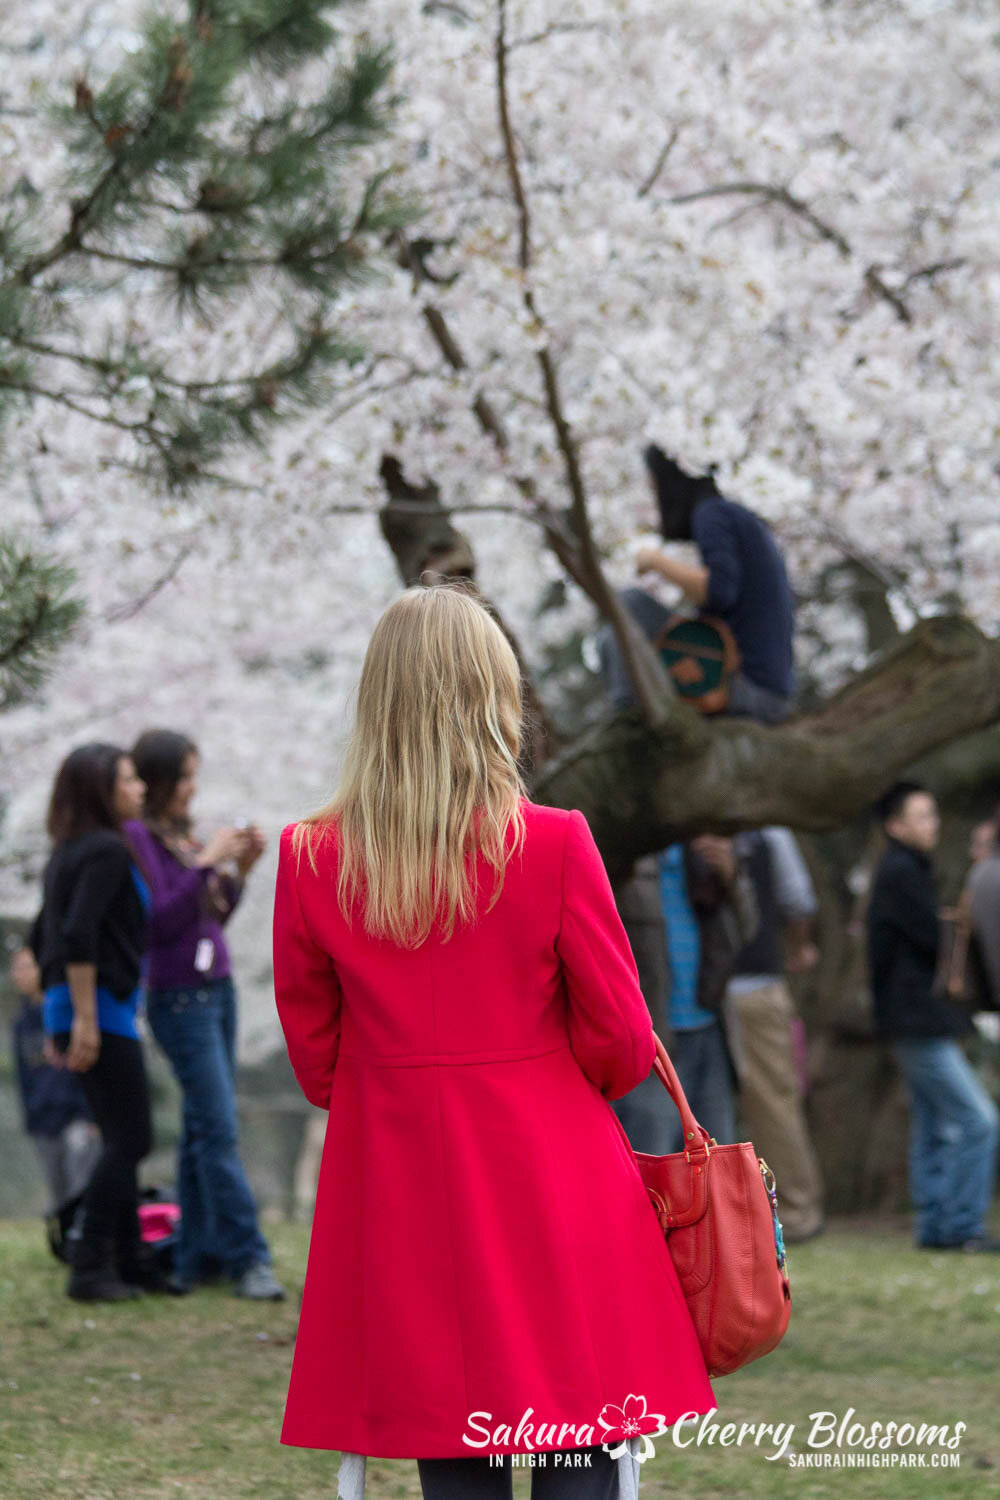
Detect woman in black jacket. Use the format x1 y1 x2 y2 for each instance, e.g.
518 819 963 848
35 742 159 1301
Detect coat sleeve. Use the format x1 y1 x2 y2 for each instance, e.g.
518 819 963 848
884 859 940 957
129 823 213 945
272 825 343 1110
61 838 131 964
693 502 742 613
216 872 243 926
555 810 655 1100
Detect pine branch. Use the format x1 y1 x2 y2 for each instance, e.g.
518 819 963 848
0 3 419 698
0 375 163 436
0 1 413 502
0 537 85 705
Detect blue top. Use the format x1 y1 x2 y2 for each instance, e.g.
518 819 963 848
692 496 796 698
658 843 715 1031
43 865 152 1041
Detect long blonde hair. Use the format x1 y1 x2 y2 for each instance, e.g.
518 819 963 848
293 583 530 947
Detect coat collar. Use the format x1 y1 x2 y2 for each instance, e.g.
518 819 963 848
885 834 933 871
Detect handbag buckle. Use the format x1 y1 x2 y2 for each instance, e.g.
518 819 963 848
684 1136 713 1164
647 1187 677 1229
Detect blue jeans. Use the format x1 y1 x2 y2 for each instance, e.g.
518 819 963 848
892 1038 999 1246
147 977 271 1282
596 585 792 723
613 1019 735 1155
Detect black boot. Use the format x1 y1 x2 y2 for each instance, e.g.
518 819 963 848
67 1235 142 1302
45 1212 64 1263
118 1239 172 1293
116 1212 172 1293
47 1193 86 1264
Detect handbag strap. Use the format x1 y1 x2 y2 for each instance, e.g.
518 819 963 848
939 899 973 996
650 1032 713 1157
607 1030 713 1160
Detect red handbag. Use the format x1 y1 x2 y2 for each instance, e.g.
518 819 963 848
612 1032 792 1377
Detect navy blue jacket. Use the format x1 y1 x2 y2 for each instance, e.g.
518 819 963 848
692 496 796 699
12 1002 93 1136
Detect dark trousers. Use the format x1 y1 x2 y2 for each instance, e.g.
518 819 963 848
52 1031 152 1264
417 1445 619 1499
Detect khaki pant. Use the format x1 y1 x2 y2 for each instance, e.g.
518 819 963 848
725 979 824 1240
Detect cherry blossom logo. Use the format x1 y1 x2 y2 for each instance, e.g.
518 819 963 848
597 1394 667 1462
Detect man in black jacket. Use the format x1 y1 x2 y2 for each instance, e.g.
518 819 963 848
867 781 999 1252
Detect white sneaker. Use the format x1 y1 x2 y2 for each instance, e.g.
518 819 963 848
234 1262 287 1300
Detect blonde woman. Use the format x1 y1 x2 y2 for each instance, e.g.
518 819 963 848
272 584 715 1500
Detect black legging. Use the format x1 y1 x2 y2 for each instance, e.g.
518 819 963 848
417 1444 620 1499
52 1031 152 1262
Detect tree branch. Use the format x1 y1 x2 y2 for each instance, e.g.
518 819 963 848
376 453 563 771
494 0 677 729
509 22 602 50
323 499 544 518
531 615 1000 879
899 257 968 292
0 376 162 436
101 539 198 623
9 333 347 397
637 127 680 199
403 249 583 564
668 180 914 323
0 586 52 670
70 238 363 276
8 41 195 289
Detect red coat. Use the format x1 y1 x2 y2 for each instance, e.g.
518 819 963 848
272 798 716 1457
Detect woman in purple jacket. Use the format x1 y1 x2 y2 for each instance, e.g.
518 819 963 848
127 730 285 1301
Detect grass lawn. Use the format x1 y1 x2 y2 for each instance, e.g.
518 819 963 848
1 1214 998 1499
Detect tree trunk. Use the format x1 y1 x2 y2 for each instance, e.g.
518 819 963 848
531 615 1000 878
376 464 1000 865
378 453 564 773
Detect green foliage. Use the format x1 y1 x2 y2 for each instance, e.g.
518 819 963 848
0 536 84 708
0 0 416 699
0 0 411 488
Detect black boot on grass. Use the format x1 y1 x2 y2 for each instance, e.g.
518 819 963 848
67 1235 142 1302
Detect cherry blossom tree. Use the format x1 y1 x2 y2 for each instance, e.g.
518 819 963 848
2 0 998 1058
356 0 1000 866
